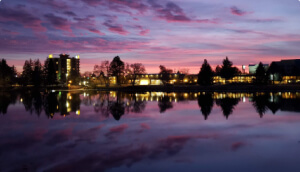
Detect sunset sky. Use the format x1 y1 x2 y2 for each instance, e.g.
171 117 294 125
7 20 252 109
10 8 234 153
1 0 300 73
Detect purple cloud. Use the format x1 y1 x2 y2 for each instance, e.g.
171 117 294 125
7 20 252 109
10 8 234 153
0 7 46 32
44 13 72 32
63 11 77 17
149 1 191 22
103 19 129 35
231 6 248 16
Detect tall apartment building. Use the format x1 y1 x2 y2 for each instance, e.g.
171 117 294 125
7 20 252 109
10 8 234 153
47 54 80 84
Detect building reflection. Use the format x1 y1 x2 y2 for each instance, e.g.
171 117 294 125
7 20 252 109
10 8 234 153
2 91 300 119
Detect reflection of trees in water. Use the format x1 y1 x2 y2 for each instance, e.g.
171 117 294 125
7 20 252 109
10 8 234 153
158 96 173 113
251 93 282 116
197 93 214 120
0 92 17 114
44 92 59 118
94 92 147 120
110 102 125 120
216 98 240 119
94 92 110 117
21 91 43 116
266 94 281 114
109 92 125 121
4 91 300 120
126 94 147 113
252 94 269 118
19 91 81 118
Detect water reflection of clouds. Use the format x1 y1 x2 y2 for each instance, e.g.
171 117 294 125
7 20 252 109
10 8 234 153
1 91 300 171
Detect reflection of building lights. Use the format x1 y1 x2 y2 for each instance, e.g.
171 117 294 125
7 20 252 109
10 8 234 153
243 97 246 103
57 105 59 110
76 110 80 115
66 102 69 108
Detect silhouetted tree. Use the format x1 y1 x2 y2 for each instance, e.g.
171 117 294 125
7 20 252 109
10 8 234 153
109 56 124 85
198 59 214 85
219 57 240 80
197 93 214 120
0 59 16 86
127 63 146 86
215 65 221 75
159 65 173 85
216 97 240 119
32 59 42 87
44 59 57 85
158 96 173 113
254 62 268 85
21 59 33 86
252 94 269 118
178 68 189 75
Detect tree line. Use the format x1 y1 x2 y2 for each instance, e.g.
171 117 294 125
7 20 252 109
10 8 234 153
0 55 271 87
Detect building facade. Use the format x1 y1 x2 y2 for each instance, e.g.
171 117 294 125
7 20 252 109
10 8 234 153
248 64 269 74
47 54 80 85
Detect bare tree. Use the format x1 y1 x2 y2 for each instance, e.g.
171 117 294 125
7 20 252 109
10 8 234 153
179 68 189 75
127 63 146 86
159 65 173 85
100 60 110 77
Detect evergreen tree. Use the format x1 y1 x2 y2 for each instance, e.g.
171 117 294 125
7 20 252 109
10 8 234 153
0 59 16 85
32 59 42 87
198 59 214 85
219 57 240 80
21 59 33 86
254 62 268 85
44 59 57 85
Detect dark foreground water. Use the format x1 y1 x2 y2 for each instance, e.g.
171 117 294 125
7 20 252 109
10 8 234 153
1 91 300 172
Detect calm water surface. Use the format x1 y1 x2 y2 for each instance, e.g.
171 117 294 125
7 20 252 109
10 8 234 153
1 91 300 172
